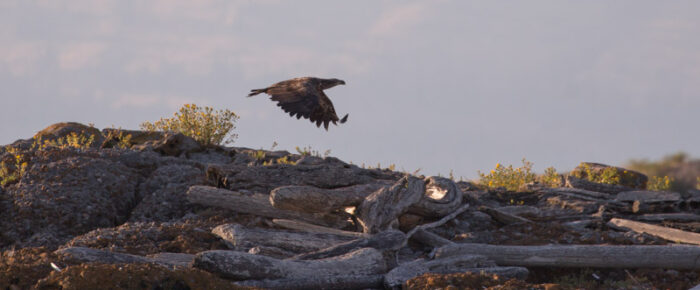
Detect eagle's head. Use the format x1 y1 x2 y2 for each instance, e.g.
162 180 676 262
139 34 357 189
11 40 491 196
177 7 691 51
320 78 346 90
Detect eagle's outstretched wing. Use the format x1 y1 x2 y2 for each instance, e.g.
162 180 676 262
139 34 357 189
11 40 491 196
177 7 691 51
248 77 348 130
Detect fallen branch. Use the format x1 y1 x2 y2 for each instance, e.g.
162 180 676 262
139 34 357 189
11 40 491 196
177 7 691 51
272 219 367 238
194 248 388 281
384 254 511 288
608 218 700 245
478 205 531 225
291 230 406 260
212 224 354 255
434 243 700 269
402 203 470 248
186 185 348 228
269 182 390 213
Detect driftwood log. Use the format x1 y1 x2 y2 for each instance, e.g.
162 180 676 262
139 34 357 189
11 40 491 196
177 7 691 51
186 185 348 228
608 218 700 245
193 248 388 283
292 230 406 260
384 254 495 288
478 205 532 225
384 254 529 288
435 243 700 269
269 182 391 213
272 219 367 238
356 176 425 233
212 224 354 255
407 176 463 217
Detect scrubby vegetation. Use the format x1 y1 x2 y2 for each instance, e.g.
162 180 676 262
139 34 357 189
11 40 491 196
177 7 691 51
626 152 700 192
477 159 561 191
140 104 239 146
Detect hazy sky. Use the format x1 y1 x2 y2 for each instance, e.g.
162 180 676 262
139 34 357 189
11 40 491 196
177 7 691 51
2 1 699 179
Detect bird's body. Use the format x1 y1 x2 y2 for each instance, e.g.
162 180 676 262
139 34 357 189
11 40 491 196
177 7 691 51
248 77 348 130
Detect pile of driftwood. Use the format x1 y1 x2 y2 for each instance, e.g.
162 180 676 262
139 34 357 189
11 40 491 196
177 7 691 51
179 164 700 289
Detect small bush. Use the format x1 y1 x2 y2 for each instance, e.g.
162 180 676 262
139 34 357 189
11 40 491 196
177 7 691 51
140 104 239 146
34 132 96 150
647 176 674 191
0 147 29 186
295 146 330 158
478 159 537 191
570 163 626 185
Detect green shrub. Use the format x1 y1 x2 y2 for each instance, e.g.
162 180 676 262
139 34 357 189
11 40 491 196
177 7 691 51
626 152 700 193
0 147 29 186
140 104 239 146
478 159 537 191
647 176 674 191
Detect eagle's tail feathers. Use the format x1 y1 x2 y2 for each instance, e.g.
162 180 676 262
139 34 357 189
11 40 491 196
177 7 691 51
248 88 266 97
339 114 349 124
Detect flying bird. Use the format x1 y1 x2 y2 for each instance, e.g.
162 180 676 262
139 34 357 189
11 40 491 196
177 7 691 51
248 77 349 130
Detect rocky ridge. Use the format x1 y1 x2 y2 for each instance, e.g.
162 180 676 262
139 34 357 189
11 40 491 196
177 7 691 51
1 122 699 289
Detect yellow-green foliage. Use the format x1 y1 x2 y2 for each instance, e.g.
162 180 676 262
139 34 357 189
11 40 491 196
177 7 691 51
647 176 674 191
35 132 96 150
478 159 537 191
295 146 330 158
0 147 29 186
540 167 562 187
571 163 627 185
104 129 133 149
140 104 239 146
627 152 700 193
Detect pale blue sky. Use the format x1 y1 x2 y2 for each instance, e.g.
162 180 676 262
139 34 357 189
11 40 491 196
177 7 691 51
1 1 699 179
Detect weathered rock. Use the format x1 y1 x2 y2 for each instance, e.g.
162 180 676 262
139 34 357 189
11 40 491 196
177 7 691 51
145 133 203 156
565 175 638 194
570 162 648 189
129 163 206 221
1 151 139 249
62 221 230 256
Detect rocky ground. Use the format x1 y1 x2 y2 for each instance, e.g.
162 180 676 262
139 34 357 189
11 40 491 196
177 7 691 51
1 122 700 289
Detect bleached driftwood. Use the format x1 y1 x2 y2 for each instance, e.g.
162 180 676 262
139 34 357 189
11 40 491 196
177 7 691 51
212 224 354 254
292 230 406 260
247 246 296 259
411 229 453 248
384 254 528 288
608 218 700 245
272 219 367 238
356 176 425 233
194 248 388 282
408 176 463 217
478 205 532 225
434 243 700 269
186 185 348 228
269 182 390 213
402 203 470 249
635 213 700 223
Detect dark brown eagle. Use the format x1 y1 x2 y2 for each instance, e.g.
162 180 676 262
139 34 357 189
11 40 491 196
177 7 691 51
248 77 349 130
